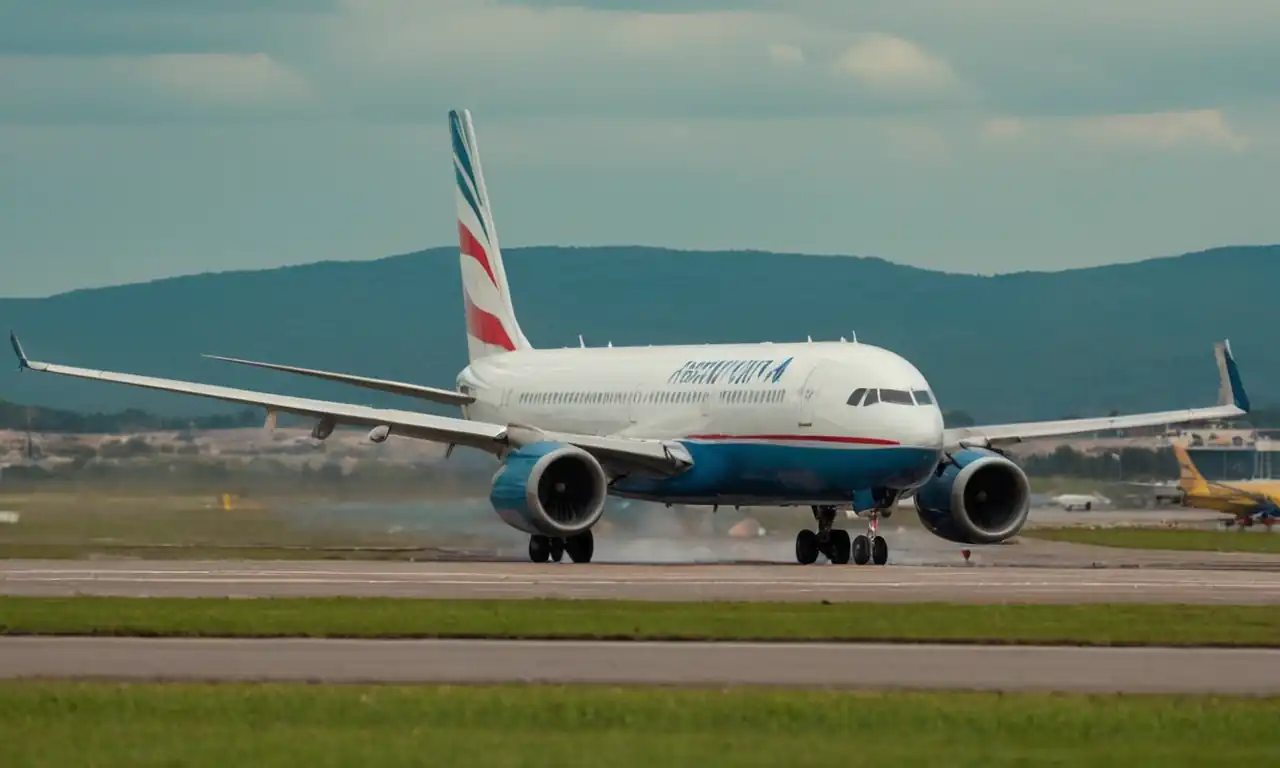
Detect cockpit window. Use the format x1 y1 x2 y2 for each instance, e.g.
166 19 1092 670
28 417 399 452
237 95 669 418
879 388 914 405
862 388 880 405
846 388 867 406
912 389 934 405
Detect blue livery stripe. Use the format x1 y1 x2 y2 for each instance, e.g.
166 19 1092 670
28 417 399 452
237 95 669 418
449 112 479 194
454 165 489 240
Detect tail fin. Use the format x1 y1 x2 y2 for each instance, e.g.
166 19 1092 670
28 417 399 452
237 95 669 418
450 109 532 361
1171 443 1210 494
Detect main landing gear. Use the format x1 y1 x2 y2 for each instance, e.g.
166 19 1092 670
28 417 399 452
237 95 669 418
795 505 889 565
528 530 594 563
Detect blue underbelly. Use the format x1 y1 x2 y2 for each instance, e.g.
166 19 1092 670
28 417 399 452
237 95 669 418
612 440 941 502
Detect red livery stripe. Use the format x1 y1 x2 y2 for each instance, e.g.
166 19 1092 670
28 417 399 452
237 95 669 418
458 221 498 287
685 434 901 446
464 292 516 351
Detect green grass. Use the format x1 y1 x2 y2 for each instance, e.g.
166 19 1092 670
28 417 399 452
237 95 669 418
3 596 1279 646
0 682 1275 767
0 490 490 560
1028 526 1280 554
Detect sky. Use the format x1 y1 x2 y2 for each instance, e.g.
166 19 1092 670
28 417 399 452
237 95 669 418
2 0 1279 297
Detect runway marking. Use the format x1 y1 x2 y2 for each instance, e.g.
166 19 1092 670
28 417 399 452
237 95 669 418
3 561 1278 604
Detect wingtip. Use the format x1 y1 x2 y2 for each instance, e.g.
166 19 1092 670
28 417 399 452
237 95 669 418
9 331 28 371
1216 338 1250 413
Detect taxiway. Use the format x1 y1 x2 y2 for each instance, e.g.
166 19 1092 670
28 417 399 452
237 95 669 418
0 636 1276 693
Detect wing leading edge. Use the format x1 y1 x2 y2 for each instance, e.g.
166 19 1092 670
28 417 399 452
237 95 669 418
944 340 1249 449
8 333 692 477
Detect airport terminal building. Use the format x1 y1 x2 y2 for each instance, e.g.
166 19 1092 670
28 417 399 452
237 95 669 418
1175 429 1280 481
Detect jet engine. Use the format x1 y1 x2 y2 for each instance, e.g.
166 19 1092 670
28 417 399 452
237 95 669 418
489 441 608 537
913 448 1031 544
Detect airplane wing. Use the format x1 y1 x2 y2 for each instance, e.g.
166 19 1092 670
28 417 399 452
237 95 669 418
944 340 1249 450
201 354 475 407
8 333 692 477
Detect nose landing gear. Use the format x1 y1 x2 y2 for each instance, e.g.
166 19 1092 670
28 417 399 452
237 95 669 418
850 509 889 566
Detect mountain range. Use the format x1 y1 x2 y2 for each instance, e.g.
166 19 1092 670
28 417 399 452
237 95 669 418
1 244 1275 423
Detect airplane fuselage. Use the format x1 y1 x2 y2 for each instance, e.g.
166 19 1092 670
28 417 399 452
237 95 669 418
457 340 945 506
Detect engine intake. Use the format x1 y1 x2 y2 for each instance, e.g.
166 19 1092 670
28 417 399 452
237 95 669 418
489 441 608 537
913 448 1030 544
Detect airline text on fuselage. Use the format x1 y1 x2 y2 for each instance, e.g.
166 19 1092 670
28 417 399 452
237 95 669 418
666 357 793 386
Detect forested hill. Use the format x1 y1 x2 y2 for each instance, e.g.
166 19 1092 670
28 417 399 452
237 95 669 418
2 244 1276 422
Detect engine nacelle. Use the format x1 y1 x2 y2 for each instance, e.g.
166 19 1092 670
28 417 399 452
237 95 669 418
913 448 1031 544
489 441 608 537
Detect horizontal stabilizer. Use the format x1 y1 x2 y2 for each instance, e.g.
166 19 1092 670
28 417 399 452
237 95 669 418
202 354 475 407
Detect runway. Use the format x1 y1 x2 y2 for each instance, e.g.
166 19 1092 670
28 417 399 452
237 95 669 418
3 559 1279 603
1 636 1276 693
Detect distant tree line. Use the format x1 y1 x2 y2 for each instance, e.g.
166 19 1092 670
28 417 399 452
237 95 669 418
0 399 262 434
1020 446 1178 481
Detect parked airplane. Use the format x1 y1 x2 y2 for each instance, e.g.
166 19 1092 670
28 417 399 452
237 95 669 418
7 109 1253 566
1171 443 1280 527
1049 493 1111 511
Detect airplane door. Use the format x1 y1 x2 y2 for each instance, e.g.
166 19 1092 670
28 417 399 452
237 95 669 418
797 363 824 428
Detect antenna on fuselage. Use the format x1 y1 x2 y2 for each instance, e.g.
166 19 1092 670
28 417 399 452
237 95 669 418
851 330 858 343
806 335 812 343
578 334 585 348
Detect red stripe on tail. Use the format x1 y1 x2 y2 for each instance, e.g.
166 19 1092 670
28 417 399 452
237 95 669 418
465 292 516 351
458 221 498 287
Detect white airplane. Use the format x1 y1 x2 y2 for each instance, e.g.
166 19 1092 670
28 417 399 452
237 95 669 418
1049 493 1111 511
7 109 1252 567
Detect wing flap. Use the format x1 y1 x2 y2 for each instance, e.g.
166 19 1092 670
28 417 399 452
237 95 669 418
202 354 475 406
945 340 1249 449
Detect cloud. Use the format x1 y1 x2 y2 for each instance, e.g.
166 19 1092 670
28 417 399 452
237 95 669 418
767 43 805 67
0 53 310 122
131 53 308 104
981 109 1249 152
832 34 961 94
0 0 1277 128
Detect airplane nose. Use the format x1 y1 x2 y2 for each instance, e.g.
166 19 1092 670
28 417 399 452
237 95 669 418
907 407 945 450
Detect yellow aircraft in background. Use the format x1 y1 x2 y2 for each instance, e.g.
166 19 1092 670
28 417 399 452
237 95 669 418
1172 443 1280 527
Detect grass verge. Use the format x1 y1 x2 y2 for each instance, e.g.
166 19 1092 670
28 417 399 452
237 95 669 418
0 682 1275 767
1027 526 1280 554
2 597 1278 646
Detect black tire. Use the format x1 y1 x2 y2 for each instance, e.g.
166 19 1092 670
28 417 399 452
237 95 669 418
565 530 594 563
795 529 819 565
550 538 565 563
529 535 550 563
852 534 870 565
871 535 888 565
829 529 851 565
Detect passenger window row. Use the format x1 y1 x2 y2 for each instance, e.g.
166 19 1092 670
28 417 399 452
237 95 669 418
846 388 934 406
516 388 787 406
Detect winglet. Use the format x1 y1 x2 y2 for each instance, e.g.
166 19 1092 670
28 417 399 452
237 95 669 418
9 332 29 371
1215 339 1250 413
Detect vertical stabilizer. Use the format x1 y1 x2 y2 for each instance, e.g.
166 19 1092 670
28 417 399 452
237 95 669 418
1171 443 1210 495
450 109 533 361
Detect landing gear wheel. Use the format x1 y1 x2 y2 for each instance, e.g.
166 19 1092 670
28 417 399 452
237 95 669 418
795 529 819 565
550 538 565 563
852 534 870 565
528 535 550 563
871 535 888 565
565 530 594 563
829 529 851 565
